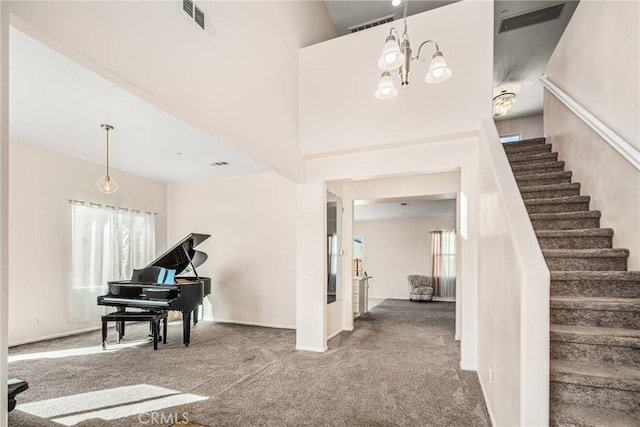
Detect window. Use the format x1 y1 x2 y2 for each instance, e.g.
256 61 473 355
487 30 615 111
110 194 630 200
499 133 522 143
70 204 155 322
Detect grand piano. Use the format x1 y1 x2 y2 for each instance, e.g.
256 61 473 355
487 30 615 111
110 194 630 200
97 233 212 346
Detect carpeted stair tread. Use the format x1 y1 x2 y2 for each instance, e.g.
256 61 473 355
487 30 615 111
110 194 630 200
537 228 614 238
551 296 640 311
530 210 601 230
526 195 590 206
543 248 629 258
511 160 566 175
550 324 640 347
516 171 573 187
520 182 581 193
502 138 546 150
551 359 640 392
502 143 552 156
508 151 558 164
550 402 640 427
519 183 581 200
550 271 640 281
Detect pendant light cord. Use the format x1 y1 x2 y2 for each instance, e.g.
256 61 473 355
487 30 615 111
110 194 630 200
105 126 110 178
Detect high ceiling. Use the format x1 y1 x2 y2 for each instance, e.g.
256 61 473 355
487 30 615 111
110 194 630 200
323 0 579 121
9 27 268 183
323 0 457 36
493 1 579 120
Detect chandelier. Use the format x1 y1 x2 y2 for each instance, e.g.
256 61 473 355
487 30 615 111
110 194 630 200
97 124 119 194
375 0 452 100
493 90 517 117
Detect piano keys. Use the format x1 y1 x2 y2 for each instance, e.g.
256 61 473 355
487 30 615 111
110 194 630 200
97 233 212 346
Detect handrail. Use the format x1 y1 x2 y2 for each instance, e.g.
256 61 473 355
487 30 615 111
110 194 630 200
540 76 640 171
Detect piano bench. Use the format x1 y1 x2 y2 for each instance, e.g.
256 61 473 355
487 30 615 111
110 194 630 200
102 311 168 351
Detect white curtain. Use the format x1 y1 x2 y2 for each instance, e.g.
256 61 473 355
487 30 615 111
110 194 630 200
430 230 456 298
70 204 155 322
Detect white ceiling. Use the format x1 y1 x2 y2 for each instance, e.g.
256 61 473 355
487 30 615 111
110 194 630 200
493 1 579 120
9 27 268 183
323 0 579 121
354 197 456 222
323 0 457 36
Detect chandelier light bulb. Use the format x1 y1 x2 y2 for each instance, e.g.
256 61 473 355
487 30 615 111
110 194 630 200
378 35 405 71
374 71 398 100
425 52 452 84
391 0 402 7
97 175 119 194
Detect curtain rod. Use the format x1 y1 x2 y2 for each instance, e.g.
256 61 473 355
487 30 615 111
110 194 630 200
68 199 159 215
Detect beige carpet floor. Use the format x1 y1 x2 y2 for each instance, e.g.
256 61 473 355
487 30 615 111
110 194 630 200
8 300 489 426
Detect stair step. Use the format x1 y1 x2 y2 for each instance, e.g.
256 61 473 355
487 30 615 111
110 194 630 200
520 182 581 200
525 196 590 214
508 151 558 165
530 211 601 230
550 325 640 366
516 171 573 187
502 142 552 156
550 402 640 427
543 248 629 271
552 359 640 392
551 271 640 298
511 160 566 176
502 137 547 150
551 360 640 412
537 228 613 249
551 296 640 328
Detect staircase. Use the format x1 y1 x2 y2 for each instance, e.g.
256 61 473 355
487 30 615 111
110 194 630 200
503 137 640 426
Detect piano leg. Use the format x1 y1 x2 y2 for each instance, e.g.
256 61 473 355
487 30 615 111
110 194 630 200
117 307 125 342
182 311 191 347
102 319 107 350
193 307 199 325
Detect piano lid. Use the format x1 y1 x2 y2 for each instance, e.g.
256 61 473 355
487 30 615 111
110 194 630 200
146 233 210 275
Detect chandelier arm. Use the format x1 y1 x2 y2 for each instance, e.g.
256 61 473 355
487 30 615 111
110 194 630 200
388 27 400 39
414 40 440 62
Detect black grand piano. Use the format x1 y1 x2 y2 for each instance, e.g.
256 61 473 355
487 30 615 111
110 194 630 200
97 233 212 346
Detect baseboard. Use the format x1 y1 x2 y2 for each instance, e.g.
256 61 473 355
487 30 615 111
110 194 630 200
432 297 456 302
9 325 102 347
477 372 497 427
295 345 328 353
327 329 343 340
211 317 294 330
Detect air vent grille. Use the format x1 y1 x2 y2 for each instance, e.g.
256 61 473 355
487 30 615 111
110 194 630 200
183 0 193 17
194 5 205 30
499 3 564 33
348 14 395 33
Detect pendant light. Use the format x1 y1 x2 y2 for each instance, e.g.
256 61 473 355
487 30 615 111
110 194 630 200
97 124 119 194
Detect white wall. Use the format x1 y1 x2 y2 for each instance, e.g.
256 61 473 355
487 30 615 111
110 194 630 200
544 1 640 269
354 216 455 299
168 172 298 330
8 141 167 345
7 1 336 181
495 114 543 140
0 4 9 422
297 141 479 370
299 0 493 156
477 120 549 426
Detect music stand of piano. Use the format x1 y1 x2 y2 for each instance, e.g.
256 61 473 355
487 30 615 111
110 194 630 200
97 233 212 347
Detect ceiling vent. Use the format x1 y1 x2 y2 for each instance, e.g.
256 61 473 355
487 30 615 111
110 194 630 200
210 161 229 167
348 14 395 33
182 0 215 38
499 3 564 33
